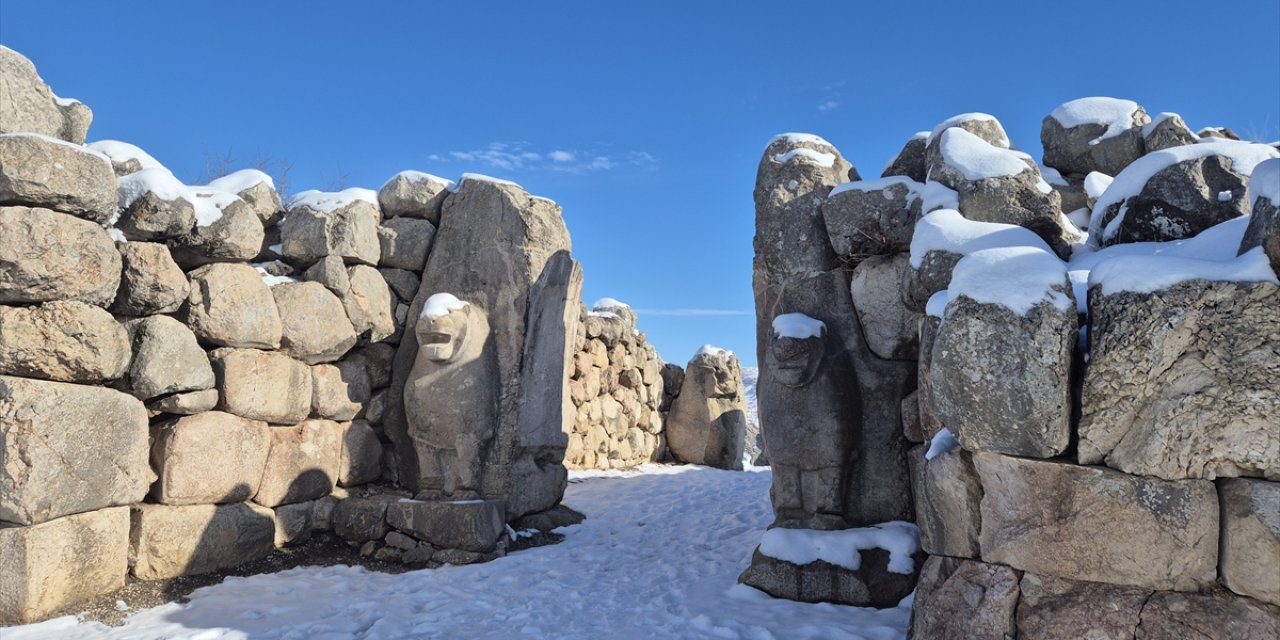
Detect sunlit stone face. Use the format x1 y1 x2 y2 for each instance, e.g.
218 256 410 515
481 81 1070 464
417 309 468 363
771 334 824 387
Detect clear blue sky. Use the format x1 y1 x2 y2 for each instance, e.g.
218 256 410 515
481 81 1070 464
3 1 1277 367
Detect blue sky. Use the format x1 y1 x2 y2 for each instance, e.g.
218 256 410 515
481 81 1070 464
3 1 1277 367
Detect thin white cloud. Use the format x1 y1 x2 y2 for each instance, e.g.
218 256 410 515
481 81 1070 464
818 100 839 112
428 142 659 174
632 308 753 317
549 150 575 162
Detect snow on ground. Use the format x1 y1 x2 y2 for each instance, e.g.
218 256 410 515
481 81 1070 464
7 466 910 640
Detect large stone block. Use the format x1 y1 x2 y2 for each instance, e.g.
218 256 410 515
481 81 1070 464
849 253 920 361
738 544 921 609
0 132 116 222
1135 591 1280 640
124 315 213 401
0 506 129 625
1041 97 1149 177
0 47 91 143
129 502 275 580
338 419 383 487
1015 573 1150 640
908 556 1020 640
386 499 505 552
168 193 265 268
0 300 130 383
377 216 436 271
186 263 283 349
975 453 1218 591
272 281 357 364
665 348 747 471
1 376 149 525
280 193 381 266
341 265 396 344
0 206 121 306
909 444 981 558
150 411 271 506
253 419 342 508
1219 478 1280 606
311 360 370 421
1240 158 1279 274
822 177 921 259
1079 281 1280 480
111 241 189 316
211 348 311 424
377 171 452 224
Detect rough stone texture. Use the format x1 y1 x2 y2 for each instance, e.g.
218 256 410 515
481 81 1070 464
272 500 314 547
0 376 149 525
900 389 922 443
1041 102 1150 177
0 47 91 143
377 172 451 224
272 281 357 364
379 267 421 302
148 388 218 416
348 342 395 390
312 360 370 421
907 249 964 312
253 419 342 508
149 411 271 506
211 348 311 424
822 178 921 259
0 506 129 625
0 301 130 383
331 497 391 542
124 315 213 401
0 206 121 306
930 290 1076 459
1142 113 1199 153
0 132 116 222
880 133 927 183
186 263 283 349
666 349 747 470
218 173 282 225
975 453 1219 591
849 253 920 361
342 265 396 343
386 499 506 552
739 547 922 608
1135 591 1280 640
303 254 350 293
281 198 381 267
1240 178 1280 275
129 502 276 580
111 242 189 316
169 195 265 268
916 315 943 441
1015 573 1151 640
1218 478 1280 606
115 186 196 241
1079 281 1280 480
378 217 436 271
908 445 981 558
338 419 383 487
908 556 1020 640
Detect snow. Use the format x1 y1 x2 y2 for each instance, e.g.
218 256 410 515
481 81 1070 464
758 522 920 575
1217 190 1233 202
936 128 1031 181
52 94 81 107
1249 157 1280 206
288 188 378 213
947 246 1073 316
1065 208 1091 233
1039 165 1068 187
1090 141 1279 246
696 344 734 359
106 227 127 243
772 313 825 339
909 209 1051 268
770 132 831 146
1049 97 1141 144
828 176 922 200
422 293 469 318
925 291 949 318
1083 171 1113 201
116 169 238 227
453 173 523 192
1140 112 1180 137
926 113 1008 148
924 428 957 461
5 465 912 640
587 311 620 320
918 181 959 213
381 170 455 191
774 148 837 168
1069 215 1250 270
1067 270 1090 314
207 169 274 194
253 265 295 287
1088 247 1278 295
86 140 166 172
591 297 631 310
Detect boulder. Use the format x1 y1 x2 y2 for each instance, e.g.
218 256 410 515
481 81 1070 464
379 267 421 302
916 314 943 441
822 177 922 259
377 171 453 224
331 497 391 542
342 264 396 343
347 342 396 389
924 113 1011 154
1041 97 1150 177
206 169 282 225
377 217 436 271
186 263 283 349
974 453 1218 591
147 388 218 416
272 281 357 364
1218 478 1280 606
272 500 314 547
907 556 1020 640
280 190 381 266
1079 281 1279 480
149 411 271 505
253 419 342 507
168 192 265 267
908 445 981 558
665 347 747 470
0 206 121 306
386 499 506 552
0 132 116 222
129 502 276 580
303 254 350 293
1135 591 1280 640
754 133 853 277
339 419 383 487
1142 112 1199 153
211 348 311 424
311 360 371 421
880 132 928 183
114 169 197 240
0 46 92 143
0 506 129 625
1240 157 1280 274
0 300 130 383
849 253 919 360
0 376 150 525
123 315 214 400
111 242 189 315
1015 573 1151 640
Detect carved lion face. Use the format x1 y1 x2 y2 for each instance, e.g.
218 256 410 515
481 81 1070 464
771 335 824 387
417 308 468 363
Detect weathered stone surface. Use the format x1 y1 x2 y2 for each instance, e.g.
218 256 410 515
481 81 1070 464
147 388 218 415
304 254 350 293
1079 281 1280 480
1142 113 1198 152
111 242 189 315
666 348 747 470
754 134 852 278
377 171 452 224
378 217 436 271
272 281 357 364
0 206 121 306
975 453 1218 591
1042 98 1150 177
129 502 276 580
281 196 381 266
272 500 313 546
908 556 1020 640
211 348 311 424
342 265 396 343
916 315 943 441
348 342 395 389
149 411 271 505
253 419 342 507
880 133 927 183
1240 160 1280 275
331 497 390 542
386 499 506 552
311 360 371 421
169 194 265 267
849 253 920 360
0 132 115 222
186 263 282 349
123 315 213 401
823 178 922 259
379 267 421 302
339 419 383 487
0 47 91 143
0 301 130 383
114 173 197 241
1135 591 1280 640
1219 478 1280 606
0 506 129 625
0 376 149 525
207 169 281 224
739 546 921 608
1015 573 1151 640
909 445 981 558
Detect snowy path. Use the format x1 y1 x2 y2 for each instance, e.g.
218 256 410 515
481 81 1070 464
9 465 911 640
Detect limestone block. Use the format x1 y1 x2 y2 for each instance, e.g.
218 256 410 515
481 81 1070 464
186 263 282 349
908 444 981 558
1015 572 1150 640
908 556 1020 640
111 241 188 315
0 206 120 306
338 419 383 487
1219 478 1280 605
129 502 276 580
311 360 370 421
211 348 311 424
253 419 342 508
386 499 505 552
149 411 271 506
124 315 213 401
0 301 130 383
273 281 357 364
0 132 116 222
